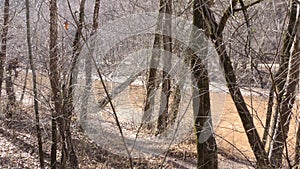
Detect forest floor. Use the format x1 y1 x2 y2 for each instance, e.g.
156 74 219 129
0 105 255 169
0 72 298 168
0 90 262 169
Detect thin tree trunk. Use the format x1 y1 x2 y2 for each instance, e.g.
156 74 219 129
156 0 172 135
269 1 300 167
295 31 300 163
49 0 60 168
169 84 181 126
0 0 9 99
142 0 165 129
62 0 86 168
263 85 274 148
25 0 44 168
20 64 29 102
80 0 100 129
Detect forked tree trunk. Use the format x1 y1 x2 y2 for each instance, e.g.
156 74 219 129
194 0 271 167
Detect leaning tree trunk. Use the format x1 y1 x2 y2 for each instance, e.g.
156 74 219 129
194 0 271 167
0 0 9 100
156 0 172 135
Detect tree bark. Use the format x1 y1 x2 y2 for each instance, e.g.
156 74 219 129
295 31 300 163
0 0 9 99
49 0 60 168
169 85 181 126
25 0 44 168
5 59 16 117
194 0 271 167
61 1 86 168
142 0 164 129
156 0 173 135
190 1 218 168
269 1 300 167
80 0 100 129
191 51 218 169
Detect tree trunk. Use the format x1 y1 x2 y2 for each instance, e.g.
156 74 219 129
49 0 60 168
142 0 164 129
0 0 9 99
190 1 218 168
0 0 15 118
169 84 181 126
81 0 100 129
61 0 86 168
5 59 16 117
269 1 300 167
20 64 29 102
194 0 271 167
156 0 172 135
191 51 218 169
25 0 44 168
295 28 300 163
215 35 270 169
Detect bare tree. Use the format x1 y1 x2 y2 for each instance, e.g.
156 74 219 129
0 0 9 100
58 0 87 168
189 1 218 168
49 0 60 168
80 0 100 129
268 1 300 167
25 0 44 168
156 0 173 135
142 0 165 129
193 0 272 167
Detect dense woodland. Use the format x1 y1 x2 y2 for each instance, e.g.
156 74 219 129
0 0 300 168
